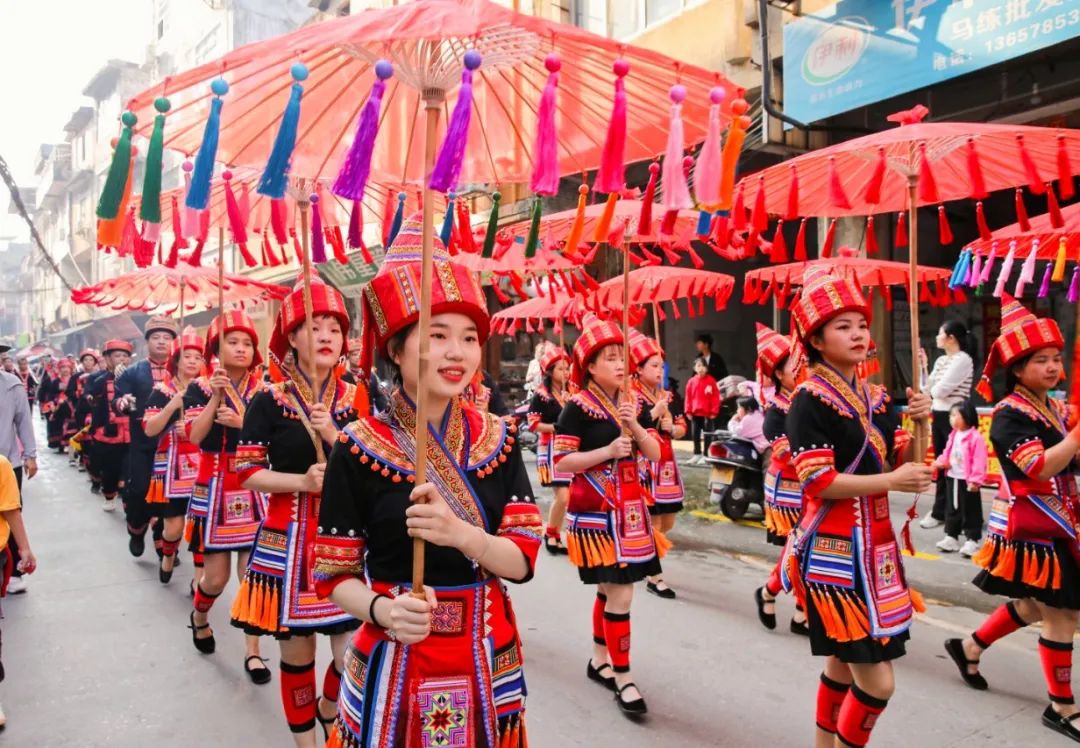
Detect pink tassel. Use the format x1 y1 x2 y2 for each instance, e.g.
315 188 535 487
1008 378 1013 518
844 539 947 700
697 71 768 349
866 216 878 255
994 241 1017 298
238 183 251 227
918 142 939 203
1014 240 1039 297
770 220 787 263
310 193 327 264
661 85 692 212
938 206 953 245
1058 133 1075 201
180 163 200 239
596 59 630 194
751 175 768 233
1015 189 1031 232
262 231 281 267
864 146 886 204
693 87 725 208
978 242 998 285
968 252 983 287
660 210 679 236
1017 135 1045 194
141 221 161 243
786 164 799 220
1038 262 1053 298
895 212 908 248
638 162 659 234
821 219 837 258
1048 188 1065 229
794 219 808 262
334 60 393 199
827 156 851 210
222 171 254 265
688 246 704 270
976 202 991 242
430 51 481 193
967 138 988 199
530 54 561 196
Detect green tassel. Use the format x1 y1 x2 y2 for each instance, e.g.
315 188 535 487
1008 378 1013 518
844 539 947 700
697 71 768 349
139 98 171 224
97 111 137 220
481 191 502 258
524 196 542 258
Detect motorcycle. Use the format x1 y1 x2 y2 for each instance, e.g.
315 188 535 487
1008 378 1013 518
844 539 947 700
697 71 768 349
705 428 767 521
511 400 538 453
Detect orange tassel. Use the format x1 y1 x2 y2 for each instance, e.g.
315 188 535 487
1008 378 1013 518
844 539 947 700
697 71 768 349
592 193 619 243
838 592 869 640
1034 548 1051 588
909 586 927 614
326 727 344 748
1052 554 1062 589
971 537 994 569
565 184 589 254
653 528 673 558
991 544 1016 580
230 578 250 622
184 517 194 543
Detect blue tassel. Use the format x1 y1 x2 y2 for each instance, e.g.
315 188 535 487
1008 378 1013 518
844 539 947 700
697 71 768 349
440 193 456 247
387 192 406 247
695 210 712 237
257 64 308 199
949 249 971 289
186 79 228 210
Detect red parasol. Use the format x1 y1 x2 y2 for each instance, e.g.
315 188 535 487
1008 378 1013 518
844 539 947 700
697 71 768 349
963 201 1080 261
588 266 735 320
489 286 583 336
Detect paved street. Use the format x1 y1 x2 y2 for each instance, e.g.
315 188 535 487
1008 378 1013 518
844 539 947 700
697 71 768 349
5 419 1075 747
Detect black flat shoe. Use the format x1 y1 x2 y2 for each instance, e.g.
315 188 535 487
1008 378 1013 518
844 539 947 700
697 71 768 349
790 618 810 636
646 581 676 599
1043 705 1080 742
754 587 777 630
159 557 174 585
614 682 648 716
244 655 272 685
544 536 567 555
586 660 616 691
128 534 145 558
317 697 336 740
188 611 216 654
944 638 988 690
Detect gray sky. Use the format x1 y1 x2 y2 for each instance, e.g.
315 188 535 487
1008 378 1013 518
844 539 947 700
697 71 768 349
0 0 152 242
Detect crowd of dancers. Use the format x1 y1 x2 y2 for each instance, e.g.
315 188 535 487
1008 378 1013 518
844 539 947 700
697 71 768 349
14 214 1080 746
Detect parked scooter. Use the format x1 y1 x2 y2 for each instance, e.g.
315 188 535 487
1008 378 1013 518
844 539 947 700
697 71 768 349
705 427 767 520
511 399 538 453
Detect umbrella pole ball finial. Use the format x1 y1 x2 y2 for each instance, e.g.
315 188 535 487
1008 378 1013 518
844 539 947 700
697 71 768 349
121 111 138 128
374 59 394 80
211 77 230 97
544 53 561 73
463 49 483 71
291 62 310 82
669 84 687 104
709 86 726 105
613 58 630 78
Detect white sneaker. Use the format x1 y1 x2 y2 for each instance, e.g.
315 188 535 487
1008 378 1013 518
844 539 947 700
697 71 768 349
959 539 980 558
936 536 960 552
102 498 117 512
919 514 942 529
6 576 28 594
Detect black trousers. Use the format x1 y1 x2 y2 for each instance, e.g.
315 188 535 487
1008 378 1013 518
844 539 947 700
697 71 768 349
7 467 22 579
930 410 952 521
943 476 984 541
692 416 714 456
95 442 128 499
123 447 155 537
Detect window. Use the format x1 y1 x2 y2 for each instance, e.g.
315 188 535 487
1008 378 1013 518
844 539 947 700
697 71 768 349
574 0 697 39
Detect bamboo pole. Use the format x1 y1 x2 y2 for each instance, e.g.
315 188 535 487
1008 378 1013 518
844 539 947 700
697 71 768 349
907 177 927 459
621 242 632 434
298 198 326 464
218 227 225 357
411 97 442 596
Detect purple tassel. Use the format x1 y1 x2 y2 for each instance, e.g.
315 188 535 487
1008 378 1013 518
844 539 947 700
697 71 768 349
1069 266 1080 303
1038 263 1053 298
348 200 363 248
429 50 482 193
310 193 327 263
333 60 393 200
530 53 560 196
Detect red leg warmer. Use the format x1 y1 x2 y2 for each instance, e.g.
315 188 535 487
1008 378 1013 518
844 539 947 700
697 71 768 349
545 525 561 539
603 611 631 673
1039 637 1075 705
592 593 607 646
836 684 888 747
322 662 342 703
192 551 205 569
161 537 180 558
816 673 850 734
193 584 220 614
971 601 1028 649
280 660 317 733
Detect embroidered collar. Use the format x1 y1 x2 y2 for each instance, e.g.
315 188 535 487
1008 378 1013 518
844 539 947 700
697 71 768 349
800 363 886 420
770 388 793 414
269 377 356 418
634 381 668 409
572 381 630 424
997 385 1067 434
536 383 570 407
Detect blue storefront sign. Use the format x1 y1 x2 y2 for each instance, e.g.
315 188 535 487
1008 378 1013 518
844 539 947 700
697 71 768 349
784 0 1080 125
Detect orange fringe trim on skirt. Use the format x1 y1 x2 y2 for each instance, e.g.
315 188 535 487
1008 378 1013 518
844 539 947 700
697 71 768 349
230 573 284 633
972 535 1062 590
566 528 617 568
653 529 673 559
325 712 528 747
763 505 799 538
183 517 195 543
807 585 871 643
145 477 167 505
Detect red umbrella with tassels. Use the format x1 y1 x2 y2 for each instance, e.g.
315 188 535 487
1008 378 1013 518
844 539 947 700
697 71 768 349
735 106 1080 456
588 266 735 320
489 286 584 338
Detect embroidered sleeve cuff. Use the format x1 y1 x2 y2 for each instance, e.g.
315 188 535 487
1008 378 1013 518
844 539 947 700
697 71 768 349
142 407 162 430
496 500 543 583
235 443 269 483
793 446 838 494
312 533 366 599
1009 438 1046 479
771 435 791 462
552 434 581 465
526 413 542 431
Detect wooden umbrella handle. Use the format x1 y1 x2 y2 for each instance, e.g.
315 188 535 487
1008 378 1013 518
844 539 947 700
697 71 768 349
906 180 928 460
298 201 325 464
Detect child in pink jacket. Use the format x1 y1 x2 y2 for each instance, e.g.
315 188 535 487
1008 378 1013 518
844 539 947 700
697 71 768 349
933 399 988 557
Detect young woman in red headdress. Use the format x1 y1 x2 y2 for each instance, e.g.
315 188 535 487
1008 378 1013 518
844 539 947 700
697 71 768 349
943 295 1080 742
142 327 205 585
183 312 267 681
72 349 101 480
44 357 76 452
85 340 134 510
782 267 932 748
313 215 542 748
232 277 367 744
627 328 685 599
554 315 662 716
752 322 809 635
529 342 573 555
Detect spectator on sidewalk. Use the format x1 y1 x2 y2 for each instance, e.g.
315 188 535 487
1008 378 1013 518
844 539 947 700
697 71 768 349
15 359 37 414
684 357 720 465
0 341 36 595
932 399 988 558
695 334 729 382
727 396 769 455
0 453 38 728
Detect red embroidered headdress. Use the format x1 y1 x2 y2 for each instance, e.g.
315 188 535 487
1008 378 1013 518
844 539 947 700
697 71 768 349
102 339 134 356
360 212 488 368
78 348 100 363
540 341 570 374
627 328 663 371
571 313 624 386
790 264 870 341
144 314 179 340
977 293 1064 400
169 325 205 376
755 322 806 401
269 273 351 366
206 310 262 368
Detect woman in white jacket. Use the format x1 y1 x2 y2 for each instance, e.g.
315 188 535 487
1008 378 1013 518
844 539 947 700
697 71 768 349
919 320 976 530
